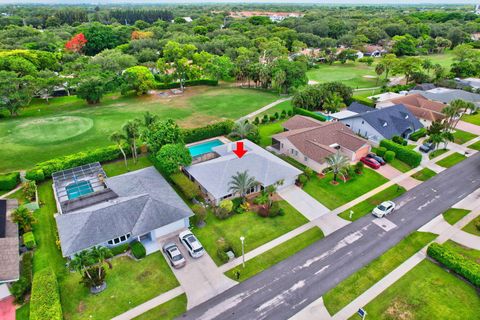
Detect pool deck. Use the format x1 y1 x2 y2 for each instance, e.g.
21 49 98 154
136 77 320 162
185 136 231 147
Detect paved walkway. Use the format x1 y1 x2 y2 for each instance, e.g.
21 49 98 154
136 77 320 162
458 120 480 135
237 97 292 122
376 164 421 190
0 185 21 199
278 186 329 221
112 286 185 320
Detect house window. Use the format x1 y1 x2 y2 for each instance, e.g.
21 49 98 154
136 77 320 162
346 124 351 127
362 120 364 124
304 156 308 162
107 233 131 245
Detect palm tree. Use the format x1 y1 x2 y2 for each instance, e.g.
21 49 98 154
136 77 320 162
228 171 257 201
11 206 36 232
229 121 256 140
429 132 445 150
90 246 113 278
143 111 158 130
324 151 350 183
323 94 346 113
123 119 141 163
422 58 433 75
441 131 454 149
68 250 95 281
110 132 128 169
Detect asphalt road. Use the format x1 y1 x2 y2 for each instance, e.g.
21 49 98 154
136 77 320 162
179 153 480 320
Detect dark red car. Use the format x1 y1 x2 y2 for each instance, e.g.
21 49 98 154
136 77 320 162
360 157 381 169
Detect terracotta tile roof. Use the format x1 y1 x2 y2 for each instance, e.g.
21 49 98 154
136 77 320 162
273 120 368 163
389 94 446 122
282 115 324 131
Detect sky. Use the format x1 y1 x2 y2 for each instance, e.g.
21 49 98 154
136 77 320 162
0 0 477 5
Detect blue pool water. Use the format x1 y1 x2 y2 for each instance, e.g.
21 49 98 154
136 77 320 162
188 139 224 157
314 111 333 121
66 180 94 200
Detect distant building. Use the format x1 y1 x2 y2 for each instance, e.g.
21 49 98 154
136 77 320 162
475 4 480 15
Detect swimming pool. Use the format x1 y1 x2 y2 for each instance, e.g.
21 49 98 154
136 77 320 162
66 180 94 200
314 111 333 121
188 139 224 157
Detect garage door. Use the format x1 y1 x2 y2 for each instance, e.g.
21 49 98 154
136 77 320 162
153 219 188 239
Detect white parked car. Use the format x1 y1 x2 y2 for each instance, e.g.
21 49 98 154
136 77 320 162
372 201 396 218
179 230 205 258
163 242 186 269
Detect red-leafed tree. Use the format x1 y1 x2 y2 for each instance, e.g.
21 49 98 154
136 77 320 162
65 33 88 53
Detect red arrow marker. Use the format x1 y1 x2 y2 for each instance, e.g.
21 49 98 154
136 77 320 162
233 141 247 158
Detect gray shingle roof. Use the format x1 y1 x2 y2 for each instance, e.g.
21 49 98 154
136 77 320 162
347 102 375 114
343 104 424 140
410 88 480 105
0 199 19 282
55 166 192 257
185 140 302 199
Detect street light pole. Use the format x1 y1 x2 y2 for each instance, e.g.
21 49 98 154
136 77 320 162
240 236 245 268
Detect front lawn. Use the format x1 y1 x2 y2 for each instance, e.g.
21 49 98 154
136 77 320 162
462 112 480 126
442 208 470 225
436 152 467 168
133 294 187 320
102 156 152 177
193 200 309 266
443 240 480 263
388 158 413 173
354 260 480 320
224 227 324 281
323 232 437 315
258 120 286 147
7 187 30 206
453 129 477 144
16 302 30 320
338 185 406 221
61 253 179 320
303 168 388 210
462 216 480 236
411 168 436 181
468 140 480 150
428 148 448 159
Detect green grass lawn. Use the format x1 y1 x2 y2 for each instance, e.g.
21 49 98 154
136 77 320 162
452 129 477 144
303 168 388 210
467 139 480 150
323 232 437 315
353 260 480 320
257 99 293 118
133 294 187 320
442 208 471 225
462 112 480 126
224 227 324 282
462 216 480 236
0 86 280 173
307 62 380 89
388 158 413 173
193 200 308 266
7 187 29 206
258 120 286 147
428 148 448 159
411 168 437 181
436 152 467 168
338 185 406 221
443 240 480 263
16 302 30 320
102 156 152 177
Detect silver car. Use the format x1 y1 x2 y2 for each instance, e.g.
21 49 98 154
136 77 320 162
372 201 396 218
163 242 186 269
179 230 205 258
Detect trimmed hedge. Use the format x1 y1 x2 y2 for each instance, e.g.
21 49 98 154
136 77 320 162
351 96 375 107
427 242 480 287
10 251 33 303
376 147 387 157
0 171 20 191
384 150 395 162
379 139 422 167
25 145 129 182
293 107 326 122
110 243 130 256
23 231 36 249
182 120 234 144
130 241 146 259
154 79 218 89
171 173 201 200
409 128 427 141
30 268 63 320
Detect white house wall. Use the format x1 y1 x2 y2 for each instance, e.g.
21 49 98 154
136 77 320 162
153 218 189 239
339 117 384 145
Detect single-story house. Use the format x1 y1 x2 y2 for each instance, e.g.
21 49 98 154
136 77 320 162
184 140 302 205
337 103 424 144
376 93 446 124
54 163 193 257
271 115 371 172
409 87 480 109
0 199 19 284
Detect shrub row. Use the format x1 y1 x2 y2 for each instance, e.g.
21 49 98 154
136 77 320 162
409 128 427 141
110 243 129 256
379 139 422 167
25 145 129 182
23 231 36 249
30 268 63 320
427 242 480 287
130 241 146 259
154 79 218 89
10 252 33 304
351 96 375 107
0 171 20 191
182 120 234 144
293 107 326 122
392 135 408 146
170 173 201 200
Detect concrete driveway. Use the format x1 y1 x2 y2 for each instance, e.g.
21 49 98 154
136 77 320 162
158 236 236 310
458 120 480 135
376 164 421 190
278 185 329 220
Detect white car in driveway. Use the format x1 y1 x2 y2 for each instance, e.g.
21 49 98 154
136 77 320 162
163 242 186 269
372 201 396 218
179 230 205 258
